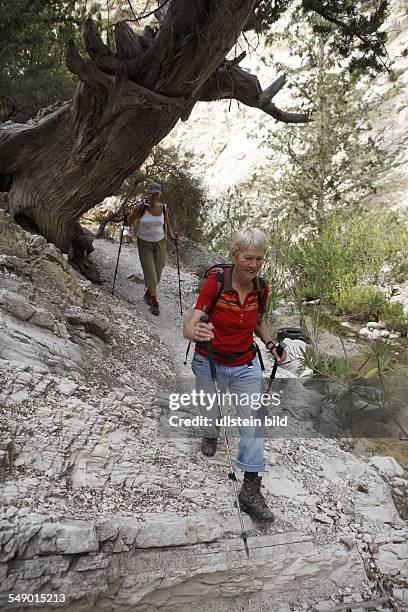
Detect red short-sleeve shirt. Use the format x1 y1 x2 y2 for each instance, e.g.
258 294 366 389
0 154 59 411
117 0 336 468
194 267 269 366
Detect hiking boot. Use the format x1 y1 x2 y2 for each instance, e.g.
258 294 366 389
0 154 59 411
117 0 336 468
201 436 218 457
143 290 152 305
150 302 160 316
238 476 275 522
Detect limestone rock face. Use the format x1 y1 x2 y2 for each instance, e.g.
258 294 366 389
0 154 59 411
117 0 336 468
0 208 102 373
367 0 408 211
0 516 368 612
165 0 408 213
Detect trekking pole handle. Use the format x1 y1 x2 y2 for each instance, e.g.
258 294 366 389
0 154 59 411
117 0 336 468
200 315 217 380
275 341 286 358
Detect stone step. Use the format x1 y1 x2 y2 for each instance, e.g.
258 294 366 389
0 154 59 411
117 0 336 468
0 513 366 611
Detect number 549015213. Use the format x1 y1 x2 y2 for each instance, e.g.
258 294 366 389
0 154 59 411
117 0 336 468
8 593 66 604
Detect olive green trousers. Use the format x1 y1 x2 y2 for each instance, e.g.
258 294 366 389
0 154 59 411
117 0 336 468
137 237 167 288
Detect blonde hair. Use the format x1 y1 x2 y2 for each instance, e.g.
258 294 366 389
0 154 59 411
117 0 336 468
228 227 268 259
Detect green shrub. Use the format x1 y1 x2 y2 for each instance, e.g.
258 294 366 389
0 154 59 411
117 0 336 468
299 286 320 301
381 301 408 332
335 284 386 319
281 209 408 313
299 345 348 379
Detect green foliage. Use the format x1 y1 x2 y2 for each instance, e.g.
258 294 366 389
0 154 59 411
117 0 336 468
301 0 390 74
246 0 390 75
0 0 84 122
207 187 260 256
299 286 320 301
381 301 408 333
244 1 292 33
333 284 408 332
335 284 386 319
281 209 408 314
252 8 402 328
298 312 400 379
299 344 347 378
259 10 391 235
297 317 407 441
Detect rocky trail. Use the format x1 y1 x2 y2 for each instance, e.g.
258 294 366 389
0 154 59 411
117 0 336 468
0 210 407 611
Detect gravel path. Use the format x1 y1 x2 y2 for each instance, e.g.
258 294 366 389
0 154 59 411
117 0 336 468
93 237 197 390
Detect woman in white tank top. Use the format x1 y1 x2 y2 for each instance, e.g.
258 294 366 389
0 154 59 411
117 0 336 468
128 182 178 316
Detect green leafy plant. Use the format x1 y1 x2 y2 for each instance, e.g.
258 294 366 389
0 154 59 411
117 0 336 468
334 284 386 319
297 313 408 443
381 301 408 332
0 0 84 122
277 209 408 316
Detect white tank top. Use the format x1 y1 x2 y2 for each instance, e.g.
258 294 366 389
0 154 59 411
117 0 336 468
137 208 165 241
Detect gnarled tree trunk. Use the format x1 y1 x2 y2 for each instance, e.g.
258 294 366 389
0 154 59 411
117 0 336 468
0 0 308 280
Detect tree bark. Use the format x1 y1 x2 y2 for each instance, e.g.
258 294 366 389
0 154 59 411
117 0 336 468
0 0 308 280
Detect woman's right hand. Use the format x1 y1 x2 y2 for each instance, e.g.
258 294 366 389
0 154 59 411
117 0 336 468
192 321 214 342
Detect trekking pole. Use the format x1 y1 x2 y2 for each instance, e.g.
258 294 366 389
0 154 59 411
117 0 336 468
266 327 305 393
175 240 183 318
112 214 126 296
201 315 250 560
266 341 286 394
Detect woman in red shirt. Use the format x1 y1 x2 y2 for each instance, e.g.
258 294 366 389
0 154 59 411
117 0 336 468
183 227 286 522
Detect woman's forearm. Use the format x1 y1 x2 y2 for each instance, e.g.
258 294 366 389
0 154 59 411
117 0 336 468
254 319 274 346
128 204 141 226
166 218 175 239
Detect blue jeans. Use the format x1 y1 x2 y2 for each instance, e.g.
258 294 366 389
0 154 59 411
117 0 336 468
192 352 265 473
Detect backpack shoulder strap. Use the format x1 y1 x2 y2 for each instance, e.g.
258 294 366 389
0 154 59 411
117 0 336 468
184 266 227 367
162 203 167 234
257 276 267 314
207 267 228 316
138 202 148 218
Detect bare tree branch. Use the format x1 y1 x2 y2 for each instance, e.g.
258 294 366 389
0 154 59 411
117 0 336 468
199 63 311 124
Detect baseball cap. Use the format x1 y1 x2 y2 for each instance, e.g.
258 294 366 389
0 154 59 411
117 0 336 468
147 182 162 193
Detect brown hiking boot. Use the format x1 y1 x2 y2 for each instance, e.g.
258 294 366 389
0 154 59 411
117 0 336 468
238 476 275 522
201 436 218 457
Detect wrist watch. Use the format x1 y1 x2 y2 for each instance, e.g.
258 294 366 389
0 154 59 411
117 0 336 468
265 340 276 351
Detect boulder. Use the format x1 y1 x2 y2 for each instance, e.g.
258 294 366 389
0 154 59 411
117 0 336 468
377 542 408 577
393 588 408 604
0 255 26 271
174 237 226 277
366 321 386 330
0 210 29 259
369 456 405 477
0 290 34 321
37 520 99 555
65 308 109 341
32 260 83 306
